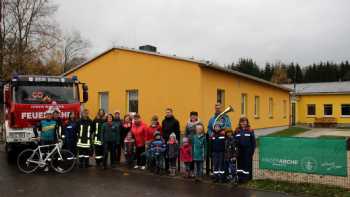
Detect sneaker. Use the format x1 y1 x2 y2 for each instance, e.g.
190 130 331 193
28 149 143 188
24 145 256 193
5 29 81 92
56 167 64 173
134 165 139 169
44 166 49 172
141 166 146 170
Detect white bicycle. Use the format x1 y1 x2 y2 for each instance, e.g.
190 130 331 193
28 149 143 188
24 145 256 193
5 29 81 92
17 139 76 174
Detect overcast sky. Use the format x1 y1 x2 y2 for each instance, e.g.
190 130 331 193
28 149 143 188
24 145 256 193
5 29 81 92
53 0 350 66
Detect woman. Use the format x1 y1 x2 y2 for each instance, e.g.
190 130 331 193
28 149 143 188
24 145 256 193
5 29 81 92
131 114 148 170
122 114 132 142
101 114 121 169
184 111 201 176
63 112 78 155
234 117 256 182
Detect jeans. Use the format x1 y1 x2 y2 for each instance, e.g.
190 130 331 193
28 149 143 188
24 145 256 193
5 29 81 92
103 142 116 167
194 160 204 177
135 146 145 166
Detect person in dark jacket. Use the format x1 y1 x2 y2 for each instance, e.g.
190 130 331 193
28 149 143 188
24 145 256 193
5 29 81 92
234 117 256 182
93 109 106 167
161 108 180 172
101 114 121 169
167 132 179 176
211 123 226 182
63 112 78 155
114 110 123 163
77 109 93 168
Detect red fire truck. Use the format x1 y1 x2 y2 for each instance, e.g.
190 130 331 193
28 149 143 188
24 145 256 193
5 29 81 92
0 75 88 159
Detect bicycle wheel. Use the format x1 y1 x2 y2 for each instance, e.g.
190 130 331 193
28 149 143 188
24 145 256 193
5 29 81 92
50 149 76 173
17 149 40 174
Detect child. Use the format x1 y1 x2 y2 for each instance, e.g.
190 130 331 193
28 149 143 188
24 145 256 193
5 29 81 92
211 123 226 183
146 115 162 148
180 137 192 178
149 131 166 174
192 123 207 181
235 117 256 182
225 129 239 183
167 132 179 176
124 132 136 168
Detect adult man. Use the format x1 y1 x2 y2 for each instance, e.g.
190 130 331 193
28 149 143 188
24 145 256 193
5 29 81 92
207 103 232 136
162 108 180 171
114 110 123 163
207 103 232 174
77 109 93 168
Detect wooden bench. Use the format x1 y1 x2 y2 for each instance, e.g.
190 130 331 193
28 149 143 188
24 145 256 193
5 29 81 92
314 117 337 128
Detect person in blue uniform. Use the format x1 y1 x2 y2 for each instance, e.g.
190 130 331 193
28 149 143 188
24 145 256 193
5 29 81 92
63 112 78 155
211 123 226 183
234 117 256 182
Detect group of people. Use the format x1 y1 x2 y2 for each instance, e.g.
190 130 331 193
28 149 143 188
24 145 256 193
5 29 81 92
33 103 256 183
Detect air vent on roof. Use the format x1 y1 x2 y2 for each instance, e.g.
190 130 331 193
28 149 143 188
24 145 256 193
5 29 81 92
139 45 157 53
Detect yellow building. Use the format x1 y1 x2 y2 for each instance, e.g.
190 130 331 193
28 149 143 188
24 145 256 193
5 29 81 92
284 82 350 127
64 46 291 132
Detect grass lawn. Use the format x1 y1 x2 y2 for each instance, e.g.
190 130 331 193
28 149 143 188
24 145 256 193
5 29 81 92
267 126 310 137
242 179 350 197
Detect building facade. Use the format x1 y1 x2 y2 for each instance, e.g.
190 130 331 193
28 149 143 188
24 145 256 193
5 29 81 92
64 46 291 132
284 82 350 127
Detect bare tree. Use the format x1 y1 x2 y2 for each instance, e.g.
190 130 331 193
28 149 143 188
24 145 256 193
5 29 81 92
61 30 90 72
0 0 60 79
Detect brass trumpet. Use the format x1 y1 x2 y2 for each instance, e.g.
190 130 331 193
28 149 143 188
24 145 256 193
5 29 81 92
213 105 234 129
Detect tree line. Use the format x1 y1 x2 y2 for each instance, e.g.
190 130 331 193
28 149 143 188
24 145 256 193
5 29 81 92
227 58 350 84
0 0 90 80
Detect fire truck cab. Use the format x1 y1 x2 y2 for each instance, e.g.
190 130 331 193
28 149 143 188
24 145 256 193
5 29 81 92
0 75 88 159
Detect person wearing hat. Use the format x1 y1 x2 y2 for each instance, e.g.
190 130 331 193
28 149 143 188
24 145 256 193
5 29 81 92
167 132 179 176
33 109 59 172
211 123 226 183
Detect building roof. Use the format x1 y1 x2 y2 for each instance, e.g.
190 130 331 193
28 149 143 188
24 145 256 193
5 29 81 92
283 81 350 95
63 46 290 91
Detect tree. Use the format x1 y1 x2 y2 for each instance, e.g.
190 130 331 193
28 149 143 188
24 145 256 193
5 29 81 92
0 0 60 79
271 64 289 84
61 30 90 72
228 58 262 78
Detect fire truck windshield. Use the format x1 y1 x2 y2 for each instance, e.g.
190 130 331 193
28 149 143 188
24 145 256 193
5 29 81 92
14 84 78 104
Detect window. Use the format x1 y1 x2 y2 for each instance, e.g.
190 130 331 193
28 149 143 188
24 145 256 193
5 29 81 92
324 104 333 116
283 100 287 118
254 96 260 118
241 94 247 117
127 90 138 113
307 104 316 116
217 89 225 106
268 97 273 118
341 104 350 116
98 92 109 112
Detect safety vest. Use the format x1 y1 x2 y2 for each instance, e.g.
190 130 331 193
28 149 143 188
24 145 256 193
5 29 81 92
77 124 91 148
94 122 102 146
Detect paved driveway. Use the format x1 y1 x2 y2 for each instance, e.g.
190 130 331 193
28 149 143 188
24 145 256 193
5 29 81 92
297 128 350 138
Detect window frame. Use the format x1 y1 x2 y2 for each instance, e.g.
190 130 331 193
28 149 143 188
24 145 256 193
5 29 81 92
126 89 139 113
217 89 225 107
341 104 350 117
323 104 333 117
254 96 260 118
268 97 273 118
98 91 109 113
241 93 247 117
307 104 316 117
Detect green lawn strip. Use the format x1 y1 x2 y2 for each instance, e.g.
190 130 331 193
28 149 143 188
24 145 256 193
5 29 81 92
242 179 350 197
267 127 310 137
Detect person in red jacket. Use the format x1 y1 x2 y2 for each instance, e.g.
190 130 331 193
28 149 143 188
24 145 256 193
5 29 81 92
131 114 148 170
145 115 162 148
180 137 193 178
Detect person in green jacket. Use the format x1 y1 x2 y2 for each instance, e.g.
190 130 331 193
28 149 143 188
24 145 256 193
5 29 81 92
101 114 121 169
192 123 207 181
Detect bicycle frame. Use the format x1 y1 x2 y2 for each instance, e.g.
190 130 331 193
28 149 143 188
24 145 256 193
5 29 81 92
27 143 63 166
